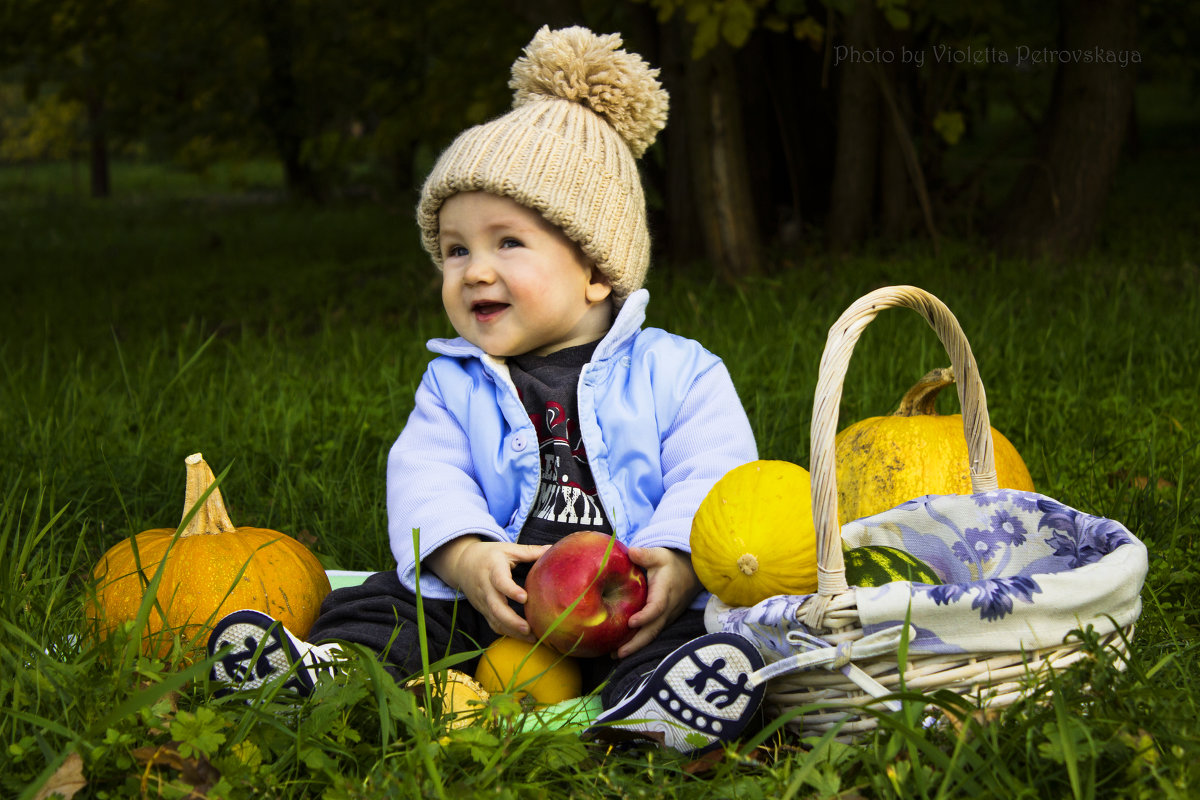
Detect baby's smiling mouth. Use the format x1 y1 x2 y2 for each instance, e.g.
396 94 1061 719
471 300 509 319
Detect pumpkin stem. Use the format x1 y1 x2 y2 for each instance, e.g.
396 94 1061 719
180 453 237 537
736 553 759 577
894 367 955 417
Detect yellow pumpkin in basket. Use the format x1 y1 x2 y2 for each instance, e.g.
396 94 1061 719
690 460 819 607
835 368 1034 525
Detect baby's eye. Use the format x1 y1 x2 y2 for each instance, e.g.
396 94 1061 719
499 237 523 249
444 244 468 258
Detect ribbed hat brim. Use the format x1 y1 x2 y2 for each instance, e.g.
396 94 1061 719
417 98 650 300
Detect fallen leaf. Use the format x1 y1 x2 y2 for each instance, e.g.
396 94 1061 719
1106 469 1175 491
33 752 86 800
942 705 1003 736
681 748 725 774
142 686 180 736
132 742 221 796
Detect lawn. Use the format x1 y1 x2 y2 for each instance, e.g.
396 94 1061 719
1 126 1197 797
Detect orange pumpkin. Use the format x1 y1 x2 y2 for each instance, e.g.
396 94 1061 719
835 368 1035 525
87 453 331 659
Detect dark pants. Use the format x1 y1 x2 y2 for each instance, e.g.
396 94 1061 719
307 570 707 708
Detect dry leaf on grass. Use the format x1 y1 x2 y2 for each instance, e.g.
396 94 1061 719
33 752 86 800
131 743 221 796
1106 469 1175 491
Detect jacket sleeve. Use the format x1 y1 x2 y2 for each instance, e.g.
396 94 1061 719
387 366 508 600
628 359 758 555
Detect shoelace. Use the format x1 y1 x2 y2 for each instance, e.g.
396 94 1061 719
745 624 914 712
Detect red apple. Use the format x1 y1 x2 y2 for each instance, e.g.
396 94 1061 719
523 531 648 658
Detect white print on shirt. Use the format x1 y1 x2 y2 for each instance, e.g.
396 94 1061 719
529 401 606 525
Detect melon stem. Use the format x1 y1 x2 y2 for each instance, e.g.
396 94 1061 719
181 453 237 537
894 367 955 417
736 553 759 576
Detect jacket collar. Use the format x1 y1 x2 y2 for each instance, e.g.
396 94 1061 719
426 288 650 362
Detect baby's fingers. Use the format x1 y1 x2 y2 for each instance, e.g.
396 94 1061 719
627 591 665 629
616 617 665 659
509 543 550 564
489 561 531 605
485 595 533 639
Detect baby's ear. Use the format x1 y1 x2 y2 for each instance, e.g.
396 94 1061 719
586 266 612 304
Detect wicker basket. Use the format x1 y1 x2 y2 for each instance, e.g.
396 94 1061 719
710 285 1145 739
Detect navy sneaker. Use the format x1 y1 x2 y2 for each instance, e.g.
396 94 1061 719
207 609 342 697
584 632 766 755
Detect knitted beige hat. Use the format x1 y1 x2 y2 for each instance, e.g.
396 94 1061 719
417 26 669 302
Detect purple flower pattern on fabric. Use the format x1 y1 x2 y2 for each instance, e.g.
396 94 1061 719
919 575 1041 621
971 576 1041 620
971 492 1002 507
1010 492 1041 513
948 505 1028 569
924 582 967 607
1039 497 1135 569
952 528 999 564
991 509 1027 546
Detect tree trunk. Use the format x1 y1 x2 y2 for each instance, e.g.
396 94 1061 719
877 23 918 241
657 18 705 266
828 0 881 252
993 0 1137 257
86 91 110 199
254 0 320 201
684 43 763 280
878 66 914 240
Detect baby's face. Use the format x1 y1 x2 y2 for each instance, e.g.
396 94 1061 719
438 192 612 357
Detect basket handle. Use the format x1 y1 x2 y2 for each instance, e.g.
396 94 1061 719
803 286 999 628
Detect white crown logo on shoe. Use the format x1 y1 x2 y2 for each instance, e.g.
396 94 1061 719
207 609 343 698
584 632 766 756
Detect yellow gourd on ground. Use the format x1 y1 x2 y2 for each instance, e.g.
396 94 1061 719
835 368 1035 525
474 636 582 705
689 460 819 607
405 670 491 729
87 453 331 660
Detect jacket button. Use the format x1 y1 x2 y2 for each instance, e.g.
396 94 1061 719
511 434 528 451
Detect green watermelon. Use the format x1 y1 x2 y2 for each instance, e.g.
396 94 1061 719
843 545 942 587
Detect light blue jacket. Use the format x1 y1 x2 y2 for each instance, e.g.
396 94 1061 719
387 289 758 607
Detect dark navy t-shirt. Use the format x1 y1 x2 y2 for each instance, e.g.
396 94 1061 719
508 340 614 556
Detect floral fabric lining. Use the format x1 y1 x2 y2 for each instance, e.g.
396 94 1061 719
705 490 1147 658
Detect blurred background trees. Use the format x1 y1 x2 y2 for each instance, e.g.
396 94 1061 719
1 0 1196 267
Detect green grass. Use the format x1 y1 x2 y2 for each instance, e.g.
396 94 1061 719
1 142 1198 798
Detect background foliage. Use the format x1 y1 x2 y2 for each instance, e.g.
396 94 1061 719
1 1 1198 797
3 0 1198 264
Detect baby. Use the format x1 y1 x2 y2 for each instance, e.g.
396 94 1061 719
209 25 766 756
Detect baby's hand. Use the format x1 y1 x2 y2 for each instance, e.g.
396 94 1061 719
617 547 701 659
427 536 548 640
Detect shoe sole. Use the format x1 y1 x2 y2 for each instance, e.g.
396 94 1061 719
207 609 316 697
588 632 766 755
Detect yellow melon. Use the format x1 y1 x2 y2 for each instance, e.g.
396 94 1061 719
474 637 582 705
690 460 819 607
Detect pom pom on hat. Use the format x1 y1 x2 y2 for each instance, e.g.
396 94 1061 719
417 26 669 303
510 26 668 158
